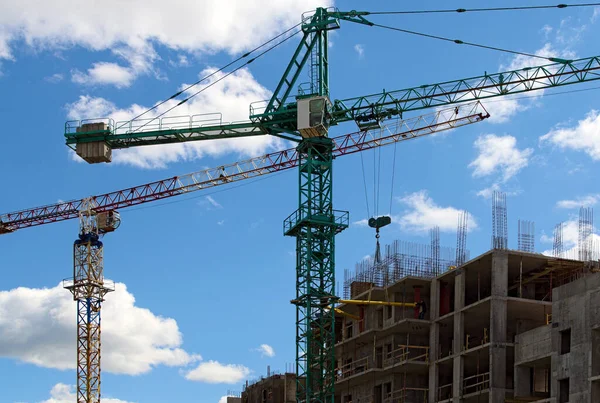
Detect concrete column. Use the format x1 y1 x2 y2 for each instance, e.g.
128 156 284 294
490 252 508 403
414 285 423 319
514 365 531 397
453 271 465 402
429 279 440 403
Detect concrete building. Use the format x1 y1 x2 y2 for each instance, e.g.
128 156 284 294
241 373 298 403
515 270 600 402
335 248 597 403
232 247 600 403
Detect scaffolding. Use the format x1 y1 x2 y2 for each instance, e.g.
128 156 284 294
344 239 465 299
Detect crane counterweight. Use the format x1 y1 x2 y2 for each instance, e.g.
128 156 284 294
74 122 112 163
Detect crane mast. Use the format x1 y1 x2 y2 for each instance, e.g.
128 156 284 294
63 199 119 403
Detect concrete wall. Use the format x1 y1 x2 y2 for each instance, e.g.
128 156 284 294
241 374 296 403
549 272 600 402
515 324 552 365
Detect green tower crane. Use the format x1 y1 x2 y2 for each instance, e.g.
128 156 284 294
64 8 600 403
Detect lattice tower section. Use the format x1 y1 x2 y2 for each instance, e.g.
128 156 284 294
64 201 113 403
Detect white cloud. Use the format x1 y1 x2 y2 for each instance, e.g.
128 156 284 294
555 17 588 47
540 110 600 161
0 282 199 375
72 62 136 88
593 7 600 23
171 54 190 68
254 344 275 358
219 396 235 403
44 73 64 83
205 196 223 209
354 44 364 58
476 183 500 200
0 0 331 81
185 360 251 384
469 134 533 182
66 68 287 168
557 194 600 209
352 219 368 227
217 220 225 226
476 183 521 200
397 190 477 233
481 98 523 124
540 219 600 259
481 43 573 123
39 383 133 403
541 24 553 38
503 43 565 72
541 219 579 247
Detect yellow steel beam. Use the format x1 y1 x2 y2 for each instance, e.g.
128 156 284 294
339 299 416 308
333 308 360 321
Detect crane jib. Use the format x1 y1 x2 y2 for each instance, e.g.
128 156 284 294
2 102 487 232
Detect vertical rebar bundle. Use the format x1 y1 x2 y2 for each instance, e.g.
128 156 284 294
518 220 535 253
492 191 508 250
579 207 594 261
456 210 468 266
344 239 467 299
431 226 440 275
553 222 564 258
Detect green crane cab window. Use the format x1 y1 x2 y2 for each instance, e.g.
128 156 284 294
310 98 325 112
310 112 323 127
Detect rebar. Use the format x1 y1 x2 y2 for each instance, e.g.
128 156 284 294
518 219 535 253
344 239 466 299
492 191 508 249
456 210 468 266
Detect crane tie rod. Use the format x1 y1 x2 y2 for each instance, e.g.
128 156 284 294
117 22 303 133
368 3 600 15
128 28 302 135
369 22 571 62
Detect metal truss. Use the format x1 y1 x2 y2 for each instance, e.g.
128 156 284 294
1 103 487 234
285 137 348 403
63 200 114 403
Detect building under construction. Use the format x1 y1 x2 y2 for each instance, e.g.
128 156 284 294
236 240 600 403
336 241 600 403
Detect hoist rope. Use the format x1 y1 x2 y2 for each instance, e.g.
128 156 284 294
360 152 371 220
389 135 398 216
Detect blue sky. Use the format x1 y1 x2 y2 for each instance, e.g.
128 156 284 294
1 1 600 402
